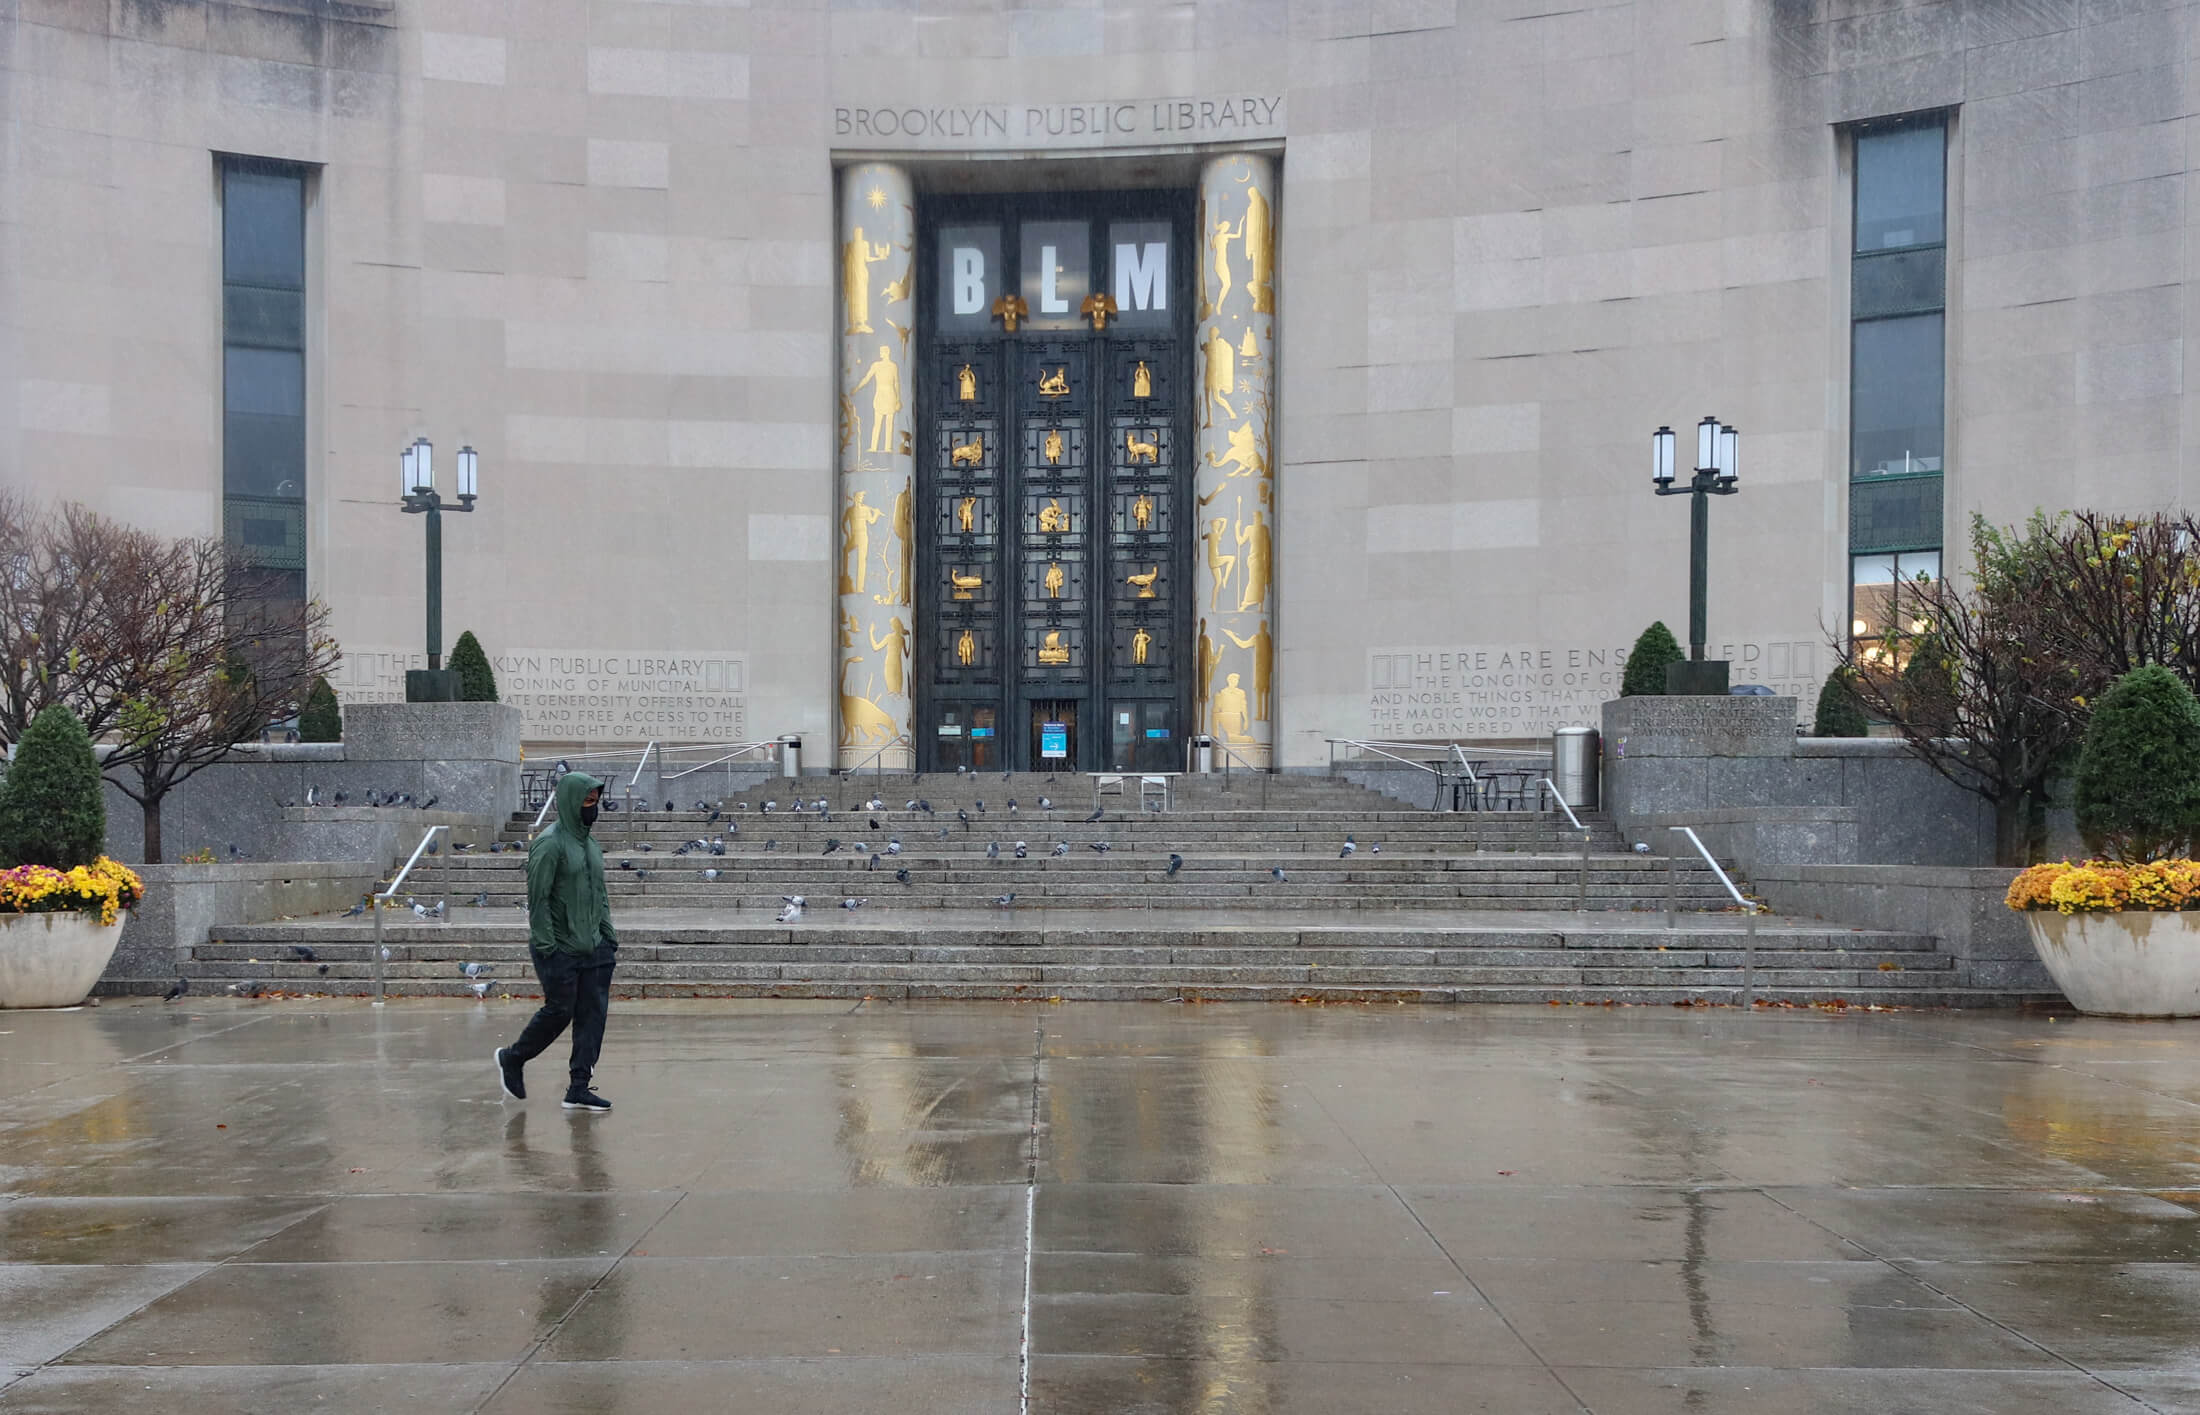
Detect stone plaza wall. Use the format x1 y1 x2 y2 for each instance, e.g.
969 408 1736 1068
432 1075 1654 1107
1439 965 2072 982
1601 696 1996 868
94 704 523 865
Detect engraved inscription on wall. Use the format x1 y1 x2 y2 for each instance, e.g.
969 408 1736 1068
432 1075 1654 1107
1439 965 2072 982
833 96 1283 150
341 649 748 741
1367 641 1820 739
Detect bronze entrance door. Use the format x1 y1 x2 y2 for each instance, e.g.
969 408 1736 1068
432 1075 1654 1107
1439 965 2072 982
916 193 1192 772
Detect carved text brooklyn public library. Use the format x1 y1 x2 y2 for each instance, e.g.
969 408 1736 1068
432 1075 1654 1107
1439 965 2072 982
834 97 1283 143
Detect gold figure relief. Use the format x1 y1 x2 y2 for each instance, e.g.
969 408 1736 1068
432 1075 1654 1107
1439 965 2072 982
1132 360 1153 399
868 616 910 697
1081 291 1118 330
852 344 903 454
956 629 977 666
1125 430 1159 464
1037 366 1069 398
1131 626 1152 666
1222 620 1274 720
1201 326 1236 427
1038 499 1069 534
1203 517 1236 611
949 568 983 600
1043 561 1065 600
991 294 1028 331
892 480 913 607
839 659 899 749
956 496 977 534
1234 502 1272 613
956 363 978 402
1037 630 1070 665
1207 209 1241 315
841 225 891 334
1126 566 1159 599
1241 176 1274 314
1212 671 1253 742
1206 422 1266 479
1239 327 1259 360
882 268 912 306
1132 494 1154 532
1195 619 1220 729
840 490 882 595
951 437 983 468
1043 428 1064 464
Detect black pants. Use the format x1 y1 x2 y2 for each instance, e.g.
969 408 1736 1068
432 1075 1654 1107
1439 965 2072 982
507 945 615 1092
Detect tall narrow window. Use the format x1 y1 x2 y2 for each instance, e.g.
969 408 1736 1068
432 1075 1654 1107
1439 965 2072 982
1847 115 1947 666
220 158 309 618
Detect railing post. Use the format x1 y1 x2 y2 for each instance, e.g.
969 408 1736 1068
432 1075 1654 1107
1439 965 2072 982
1578 828 1590 910
1664 834 1677 930
370 895 386 1007
1741 904 1758 1009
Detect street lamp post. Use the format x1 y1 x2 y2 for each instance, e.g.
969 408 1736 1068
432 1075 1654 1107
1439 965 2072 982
1649 416 1740 695
398 438 480 702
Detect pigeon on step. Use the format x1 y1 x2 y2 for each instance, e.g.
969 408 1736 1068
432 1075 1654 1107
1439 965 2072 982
1167 854 1183 878
777 896 806 923
1051 842 1069 857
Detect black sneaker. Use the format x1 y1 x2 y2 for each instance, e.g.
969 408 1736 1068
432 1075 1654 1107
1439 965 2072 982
494 1048 525 1101
562 1087 612 1113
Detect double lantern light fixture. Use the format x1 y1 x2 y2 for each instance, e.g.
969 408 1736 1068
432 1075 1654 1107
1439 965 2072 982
396 438 481 701
1648 416 1741 694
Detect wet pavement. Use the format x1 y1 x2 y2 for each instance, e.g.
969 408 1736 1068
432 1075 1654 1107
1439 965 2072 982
2 998 2198 1412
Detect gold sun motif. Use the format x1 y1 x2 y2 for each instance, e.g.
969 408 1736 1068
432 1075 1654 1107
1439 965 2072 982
865 186 888 210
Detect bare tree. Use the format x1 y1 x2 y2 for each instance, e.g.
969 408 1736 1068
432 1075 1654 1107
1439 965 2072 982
92 535 340 862
0 495 154 748
1832 516 2081 866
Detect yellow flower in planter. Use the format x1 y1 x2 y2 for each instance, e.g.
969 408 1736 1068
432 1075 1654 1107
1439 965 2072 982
0 857 145 926
2009 859 2200 915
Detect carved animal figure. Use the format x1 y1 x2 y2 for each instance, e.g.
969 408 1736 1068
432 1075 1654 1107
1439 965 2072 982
949 570 984 599
1126 566 1159 599
951 438 983 468
839 667 899 748
1126 431 1159 464
1037 366 1069 397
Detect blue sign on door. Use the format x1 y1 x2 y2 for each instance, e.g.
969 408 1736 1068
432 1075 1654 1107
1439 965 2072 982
1040 722 1068 759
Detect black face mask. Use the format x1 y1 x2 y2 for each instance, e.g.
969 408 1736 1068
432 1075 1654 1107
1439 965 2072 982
580 802 600 828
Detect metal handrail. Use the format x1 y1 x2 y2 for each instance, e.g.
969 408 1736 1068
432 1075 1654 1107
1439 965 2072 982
661 740 778 781
369 824 447 1007
839 734 913 779
1205 737 1269 806
628 740 656 789
1325 738 1444 776
1542 778 1591 910
1663 824 1764 1008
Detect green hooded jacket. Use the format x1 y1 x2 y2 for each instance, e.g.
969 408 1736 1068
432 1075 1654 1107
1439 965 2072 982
527 771 618 957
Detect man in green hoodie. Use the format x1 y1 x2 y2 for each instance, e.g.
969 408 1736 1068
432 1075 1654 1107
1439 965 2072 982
496 770 617 1111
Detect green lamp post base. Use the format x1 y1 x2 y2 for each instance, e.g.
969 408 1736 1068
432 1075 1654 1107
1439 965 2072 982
405 669 463 703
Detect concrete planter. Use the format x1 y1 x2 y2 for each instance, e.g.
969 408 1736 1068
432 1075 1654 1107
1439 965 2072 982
0 911 129 1009
2024 911 2200 1017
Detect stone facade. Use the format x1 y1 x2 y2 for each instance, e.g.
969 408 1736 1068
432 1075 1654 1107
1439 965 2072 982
7 2 2198 763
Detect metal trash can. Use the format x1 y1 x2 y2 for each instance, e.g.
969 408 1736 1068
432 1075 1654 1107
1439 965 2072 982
1193 735 1215 774
1553 726 1599 810
778 734 802 778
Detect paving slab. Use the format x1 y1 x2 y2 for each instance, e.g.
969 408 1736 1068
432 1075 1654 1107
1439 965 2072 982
0 999 2194 1413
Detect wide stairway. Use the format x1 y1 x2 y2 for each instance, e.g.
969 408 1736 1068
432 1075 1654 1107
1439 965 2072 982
188 773 2045 1006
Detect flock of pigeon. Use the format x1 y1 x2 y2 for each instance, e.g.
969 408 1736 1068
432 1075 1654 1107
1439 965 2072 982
168 787 1383 996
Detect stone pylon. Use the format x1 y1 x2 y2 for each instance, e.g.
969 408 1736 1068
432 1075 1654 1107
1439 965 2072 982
1191 152 1277 767
836 163 916 769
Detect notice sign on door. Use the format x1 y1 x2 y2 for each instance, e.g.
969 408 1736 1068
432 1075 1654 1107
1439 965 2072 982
1041 722 1069 759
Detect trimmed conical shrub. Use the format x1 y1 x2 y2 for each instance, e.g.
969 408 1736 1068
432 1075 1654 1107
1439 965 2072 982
450 630 497 702
2074 664 2200 862
0 705 106 868
1811 668 1870 737
299 676 341 742
1620 621 1684 697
